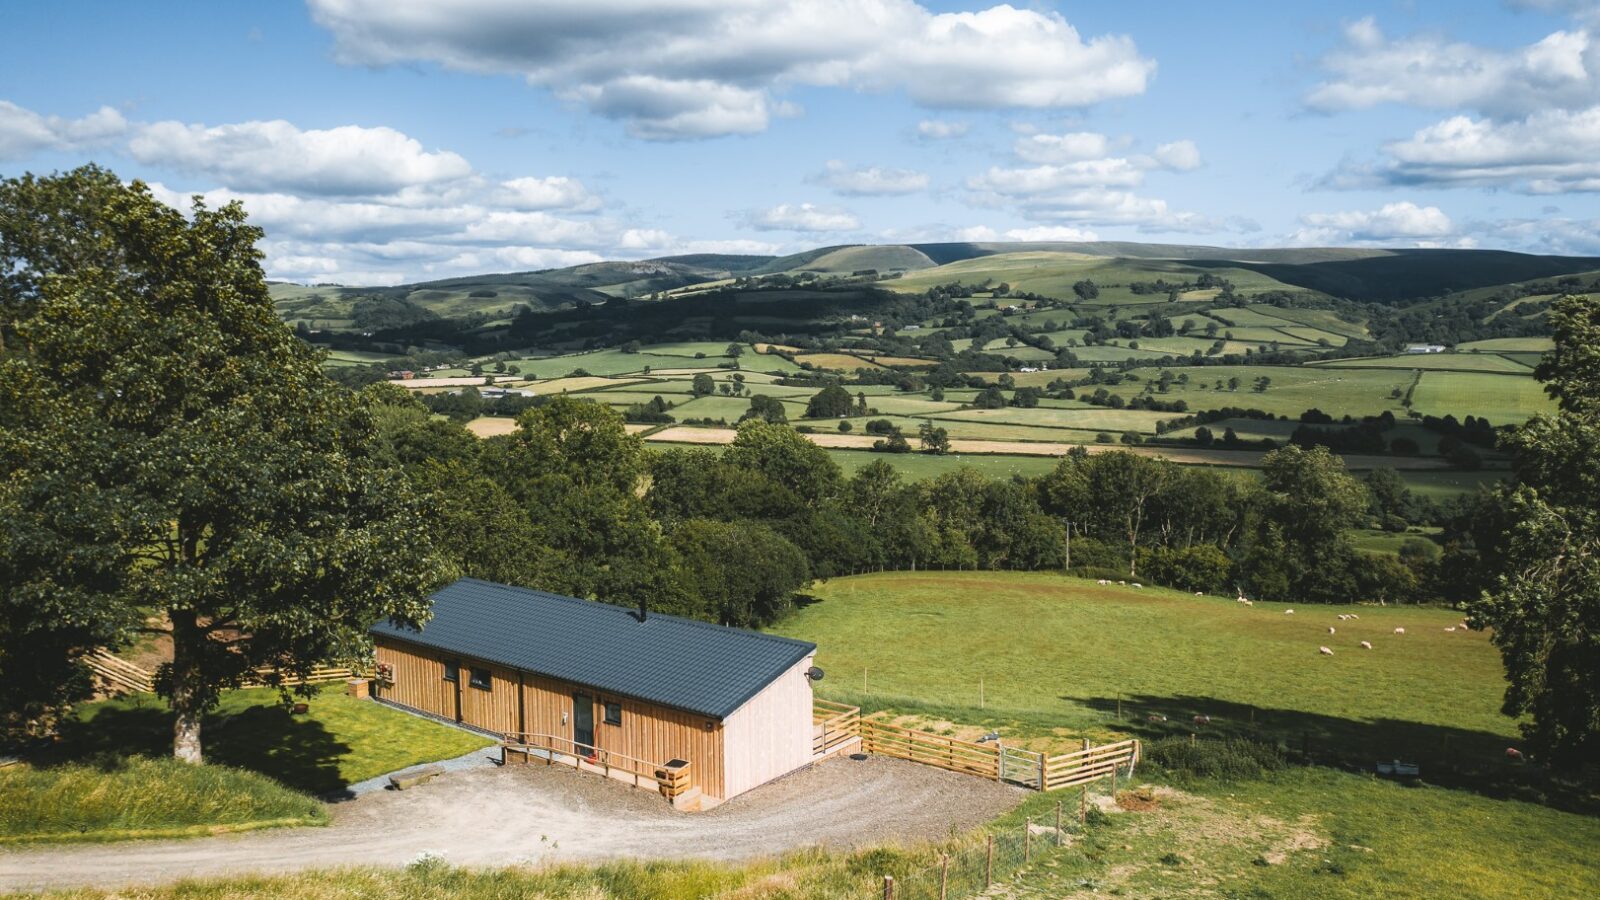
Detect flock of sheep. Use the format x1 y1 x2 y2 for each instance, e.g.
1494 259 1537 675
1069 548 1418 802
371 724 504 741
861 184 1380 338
1094 578 1473 657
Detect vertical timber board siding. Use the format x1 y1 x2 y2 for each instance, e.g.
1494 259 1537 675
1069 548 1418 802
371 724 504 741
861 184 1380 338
374 640 452 720
721 655 816 799
520 672 727 799
458 661 520 736
375 636 740 799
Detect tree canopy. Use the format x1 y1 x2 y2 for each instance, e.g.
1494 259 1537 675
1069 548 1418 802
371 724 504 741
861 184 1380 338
0 167 453 758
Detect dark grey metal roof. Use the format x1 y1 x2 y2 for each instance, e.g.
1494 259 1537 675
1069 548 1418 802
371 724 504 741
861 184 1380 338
371 578 816 720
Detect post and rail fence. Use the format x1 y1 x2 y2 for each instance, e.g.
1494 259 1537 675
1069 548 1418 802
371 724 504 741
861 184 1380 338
84 649 365 697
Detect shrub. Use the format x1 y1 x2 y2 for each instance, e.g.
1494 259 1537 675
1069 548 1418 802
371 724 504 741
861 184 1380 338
1146 736 1288 783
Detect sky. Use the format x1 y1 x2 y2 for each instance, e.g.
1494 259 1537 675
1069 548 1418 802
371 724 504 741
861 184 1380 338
2 0 1599 285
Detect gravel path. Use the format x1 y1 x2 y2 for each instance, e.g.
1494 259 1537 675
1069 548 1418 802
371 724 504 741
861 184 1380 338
0 755 1024 892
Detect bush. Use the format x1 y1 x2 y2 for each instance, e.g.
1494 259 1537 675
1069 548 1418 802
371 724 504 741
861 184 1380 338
1146 736 1288 783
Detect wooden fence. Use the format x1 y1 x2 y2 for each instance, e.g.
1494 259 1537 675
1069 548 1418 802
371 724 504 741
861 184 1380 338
84 650 155 694
813 698 861 757
820 701 1138 794
83 651 362 696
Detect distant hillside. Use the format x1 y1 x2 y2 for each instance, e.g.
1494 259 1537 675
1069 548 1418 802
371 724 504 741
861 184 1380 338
275 241 1600 332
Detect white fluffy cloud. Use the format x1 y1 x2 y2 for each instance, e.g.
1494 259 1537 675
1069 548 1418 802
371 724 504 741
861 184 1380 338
966 132 1208 231
1348 105 1600 193
1002 225 1100 241
811 160 929 196
1290 201 1456 246
307 0 1154 139
1310 12 1600 192
0 101 126 159
744 202 861 232
497 175 600 210
916 119 969 140
1306 16 1600 118
127 119 472 195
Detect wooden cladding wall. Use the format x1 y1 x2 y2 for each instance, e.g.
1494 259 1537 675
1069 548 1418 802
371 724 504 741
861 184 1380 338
374 637 728 798
721 655 816 799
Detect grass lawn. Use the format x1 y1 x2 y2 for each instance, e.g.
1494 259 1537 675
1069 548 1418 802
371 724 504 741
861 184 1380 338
774 572 1518 774
56 686 493 794
1410 371 1555 426
0 756 326 845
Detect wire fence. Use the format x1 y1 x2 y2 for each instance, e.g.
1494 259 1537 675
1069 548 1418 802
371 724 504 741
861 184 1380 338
873 799 1086 900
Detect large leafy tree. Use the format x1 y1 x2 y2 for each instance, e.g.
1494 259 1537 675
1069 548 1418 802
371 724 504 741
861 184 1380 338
1241 445 1367 602
0 167 452 760
1469 293 1600 768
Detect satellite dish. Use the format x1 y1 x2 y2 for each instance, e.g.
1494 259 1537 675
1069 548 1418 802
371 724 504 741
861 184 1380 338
806 666 825 681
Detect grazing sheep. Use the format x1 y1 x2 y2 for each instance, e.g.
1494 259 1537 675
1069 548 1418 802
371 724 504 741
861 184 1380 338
1096 579 1109 585
1146 713 1167 723
1349 614 1359 620
1118 580 1127 585
1337 614 1349 621
1446 626 1457 632
1359 641 1373 650
1328 627 1336 634
1285 609 1295 615
1132 583 1143 589
1319 646 1334 656
1242 599 1254 606
1196 591 1204 596
1393 627 1406 634
1505 747 1524 762
1193 714 1211 725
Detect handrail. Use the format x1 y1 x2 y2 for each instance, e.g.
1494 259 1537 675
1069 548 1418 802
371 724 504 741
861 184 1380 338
499 731 686 792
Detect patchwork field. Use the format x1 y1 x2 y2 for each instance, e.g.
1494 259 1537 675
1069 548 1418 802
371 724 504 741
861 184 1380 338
1409 371 1555 425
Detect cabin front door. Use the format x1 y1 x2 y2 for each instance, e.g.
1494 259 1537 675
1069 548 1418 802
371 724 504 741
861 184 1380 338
572 692 595 757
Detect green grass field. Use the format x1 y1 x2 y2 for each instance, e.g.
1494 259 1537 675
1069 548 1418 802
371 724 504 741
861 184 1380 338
887 252 1312 306
767 571 1600 898
1316 353 1534 373
1410 371 1555 425
0 757 326 845
57 686 493 794
1124 366 1413 419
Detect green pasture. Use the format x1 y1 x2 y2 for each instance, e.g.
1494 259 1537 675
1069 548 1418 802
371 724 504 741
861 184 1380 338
886 252 1311 305
1317 353 1533 374
1456 337 1554 352
1410 371 1554 425
929 405 1174 434
1124 366 1412 419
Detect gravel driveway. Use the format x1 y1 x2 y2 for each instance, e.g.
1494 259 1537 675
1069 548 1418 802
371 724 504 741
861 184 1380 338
0 754 1025 892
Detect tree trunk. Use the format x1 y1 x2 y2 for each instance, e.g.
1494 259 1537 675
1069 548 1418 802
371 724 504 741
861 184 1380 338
170 609 204 764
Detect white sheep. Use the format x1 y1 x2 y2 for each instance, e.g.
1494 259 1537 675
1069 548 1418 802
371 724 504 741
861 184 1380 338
1242 599 1254 606
1328 627 1336 634
1359 641 1373 650
1319 646 1334 656
1393 627 1406 635
1118 580 1127 585
1349 614 1360 620
1195 591 1204 596
1285 609 1295 615
1131 583 1143 589
1096 579 1109 585
1446 626 1457 632
1337 614 1349 621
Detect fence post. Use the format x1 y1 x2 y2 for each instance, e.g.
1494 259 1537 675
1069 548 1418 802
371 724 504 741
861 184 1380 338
939 854 949 900
1055 800 1063 847
882 875 893 900
1024 816 1032 863
986 834 994 887
1038 749 1047 791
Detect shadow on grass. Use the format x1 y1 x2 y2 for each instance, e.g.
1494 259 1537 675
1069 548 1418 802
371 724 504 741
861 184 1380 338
1073 692 1598 815
47 689 353 795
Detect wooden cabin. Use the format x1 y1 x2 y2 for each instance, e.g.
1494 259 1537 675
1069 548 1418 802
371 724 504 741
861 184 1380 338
370 578 825 807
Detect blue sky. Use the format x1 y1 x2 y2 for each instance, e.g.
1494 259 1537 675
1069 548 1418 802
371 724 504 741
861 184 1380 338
3 0 1598 284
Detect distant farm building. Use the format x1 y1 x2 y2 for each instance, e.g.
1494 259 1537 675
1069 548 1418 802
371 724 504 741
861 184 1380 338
370 579 830 807
1405 344 1448 354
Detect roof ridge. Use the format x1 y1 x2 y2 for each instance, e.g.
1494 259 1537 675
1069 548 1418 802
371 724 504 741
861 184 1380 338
455 577 815 649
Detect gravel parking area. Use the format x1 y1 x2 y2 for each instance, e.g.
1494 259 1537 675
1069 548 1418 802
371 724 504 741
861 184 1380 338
0 754 1025 892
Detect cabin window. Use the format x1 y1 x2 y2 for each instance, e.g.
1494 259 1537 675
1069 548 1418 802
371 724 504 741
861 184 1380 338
604 702 622 726
443 660 459 682
469 667 492 690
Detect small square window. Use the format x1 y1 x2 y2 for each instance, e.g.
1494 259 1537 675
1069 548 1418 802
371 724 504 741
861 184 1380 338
604 702 622 726
469 667 492 690
443 660 459 682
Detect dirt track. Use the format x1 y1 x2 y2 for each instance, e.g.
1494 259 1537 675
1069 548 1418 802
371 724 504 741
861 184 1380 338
0 755 1024 892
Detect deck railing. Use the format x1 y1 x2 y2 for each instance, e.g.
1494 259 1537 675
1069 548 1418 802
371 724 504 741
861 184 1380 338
499 731 691 800
812 698 861 757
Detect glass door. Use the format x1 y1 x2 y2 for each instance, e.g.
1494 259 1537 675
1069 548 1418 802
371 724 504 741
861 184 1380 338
572 692 595 757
